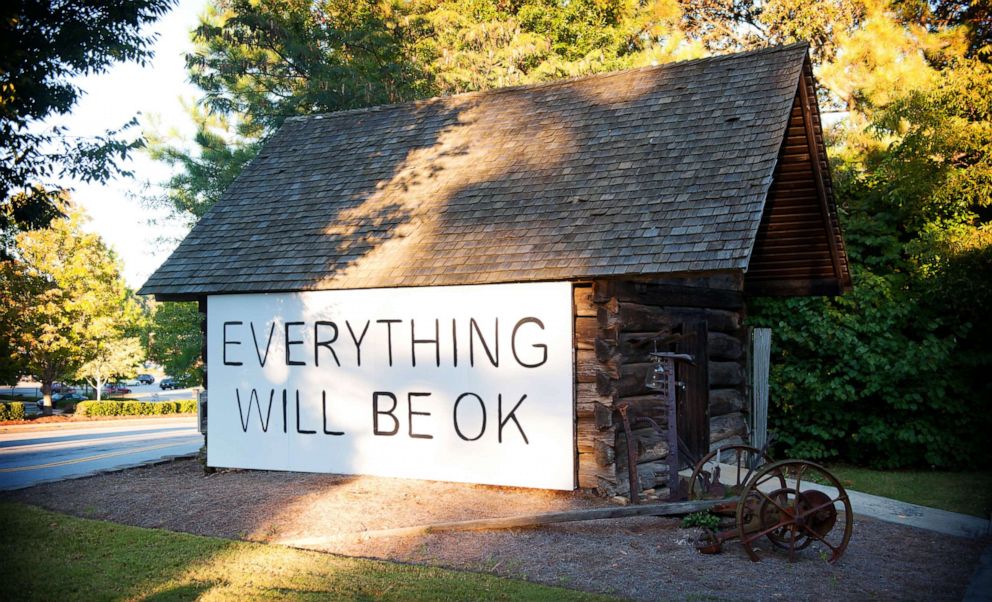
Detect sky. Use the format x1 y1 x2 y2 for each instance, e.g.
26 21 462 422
49 0 208 288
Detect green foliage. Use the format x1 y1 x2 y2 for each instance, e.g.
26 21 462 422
76 337 146 402
749 269 972 468
0 402 25 421
0 209 145 409
750 50 992 470
0 0 175 254
147 1 990 471
0 502 608 601
150 0 704 222
146 108 262 222
680 511 720 531
147 302 203 388
75 400 196 417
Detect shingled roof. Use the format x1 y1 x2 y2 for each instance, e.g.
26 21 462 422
141 43 851 300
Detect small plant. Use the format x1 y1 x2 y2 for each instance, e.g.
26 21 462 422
681 511 720 531
0 402 26 421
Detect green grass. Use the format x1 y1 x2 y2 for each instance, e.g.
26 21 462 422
827 466 992 518
0 502 613 601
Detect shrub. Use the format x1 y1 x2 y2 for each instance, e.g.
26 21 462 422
75 400 196 418
0 402 26 421
749 268 983 469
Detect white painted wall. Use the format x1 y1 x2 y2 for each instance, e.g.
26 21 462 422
207 282 575 489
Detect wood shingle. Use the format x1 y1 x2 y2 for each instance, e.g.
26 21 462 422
140 43 850 299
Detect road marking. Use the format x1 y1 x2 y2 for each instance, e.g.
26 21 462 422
0 429 199 453
0 441 197 473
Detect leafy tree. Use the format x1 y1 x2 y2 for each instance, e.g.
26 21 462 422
77 337 145 401
0 0 175 255
146 0 990 467
892 0 992 60
150 0 704 222
751 45 992 468
147 301 203 387
2 208 144 411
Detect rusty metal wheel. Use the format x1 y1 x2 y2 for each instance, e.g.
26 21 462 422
736 460 853 563
688 444 773 500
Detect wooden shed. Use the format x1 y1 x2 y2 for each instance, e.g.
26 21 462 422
141 43 850 497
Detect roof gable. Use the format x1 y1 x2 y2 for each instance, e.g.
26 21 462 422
141 43 848 300
745 59 852 295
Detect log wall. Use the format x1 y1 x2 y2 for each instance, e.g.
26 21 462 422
573 273 749 498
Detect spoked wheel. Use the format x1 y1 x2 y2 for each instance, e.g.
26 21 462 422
736 460 853 563
688 445 773 500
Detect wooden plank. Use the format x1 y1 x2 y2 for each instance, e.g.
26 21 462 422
798 63 844 284
616 425 670 464
287 499 737 542
577 419 615 451
709 360 744 387
574 316 597 350
610 303 739 334
602 281 744 310
576 397 613 430
576 349 606 383
710 388 744 416
576 382 612 407
617 331 675 363
744 277 844 297
677 320 710 461
573 284 596 317
708 332 743 361
578 455 609 488
750 327 771 452
710 412 747 444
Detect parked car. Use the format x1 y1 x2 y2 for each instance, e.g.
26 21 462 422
103 383 131 395
51 382 75 394
159 378 179 390
136 374 155 385
40 392 87 408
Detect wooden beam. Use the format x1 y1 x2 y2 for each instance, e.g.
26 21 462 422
797 61 844 285
277 499 735 544
745 277 843 297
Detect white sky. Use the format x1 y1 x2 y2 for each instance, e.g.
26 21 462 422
47 0 208 288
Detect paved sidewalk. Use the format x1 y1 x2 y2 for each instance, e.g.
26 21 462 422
965 545 992 601
706 461 991 539
844 487 990 540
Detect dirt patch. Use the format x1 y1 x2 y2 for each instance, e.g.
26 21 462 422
3 458 985 601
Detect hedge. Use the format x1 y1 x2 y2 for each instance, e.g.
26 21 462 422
0 402 25 421
75 400 197 417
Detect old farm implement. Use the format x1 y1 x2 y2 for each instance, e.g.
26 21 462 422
626 350 853 563
685 447 854 563
328 351 853 564
339 449 854 564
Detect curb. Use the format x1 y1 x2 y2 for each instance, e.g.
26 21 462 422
0 451 200 492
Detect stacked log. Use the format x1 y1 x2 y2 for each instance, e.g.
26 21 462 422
572 275 749 498
573 284 616 490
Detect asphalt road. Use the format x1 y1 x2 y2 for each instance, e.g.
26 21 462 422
0 417 202 491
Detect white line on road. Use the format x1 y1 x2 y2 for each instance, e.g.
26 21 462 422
0 429 200 454
0 440 197 473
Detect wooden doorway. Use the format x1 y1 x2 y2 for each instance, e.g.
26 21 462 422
676 319 710 461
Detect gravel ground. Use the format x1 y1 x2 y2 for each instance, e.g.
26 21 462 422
3 457 986 601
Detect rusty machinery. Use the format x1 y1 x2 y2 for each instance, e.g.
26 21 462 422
617 347 854 563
